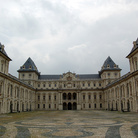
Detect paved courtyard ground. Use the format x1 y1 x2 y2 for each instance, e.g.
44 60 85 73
0 110 138 138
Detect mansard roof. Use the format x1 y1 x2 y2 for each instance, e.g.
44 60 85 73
0 43 11 61
18 57 39 74
39 74 100 80
127 38 138 58
100 56 121 74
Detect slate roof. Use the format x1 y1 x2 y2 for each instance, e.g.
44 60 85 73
18 57 39 74
39 74 100 80
0 43 11 60
78 74 100 79
39 75 61 80
100 56 121 73
127 38 138 57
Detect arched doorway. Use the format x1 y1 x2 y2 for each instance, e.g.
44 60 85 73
116 102 118 111
17 102 19 112
63 102 67 110
22 104 24 112
10 102 13 113
73 102 77 110
121 101 123 111
127 100 130 112
30 104 31 111
68 102 72 110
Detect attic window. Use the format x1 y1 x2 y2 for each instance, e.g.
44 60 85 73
22 66 25 69
107 64 110 68
29 66 32 69
114 64 117 68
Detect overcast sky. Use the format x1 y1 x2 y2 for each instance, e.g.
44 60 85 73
0 0 138 77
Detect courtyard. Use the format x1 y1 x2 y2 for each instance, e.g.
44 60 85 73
0 110 138 138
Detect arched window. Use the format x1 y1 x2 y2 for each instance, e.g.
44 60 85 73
73 93 76 100
68 93 71 100
63 93 66 100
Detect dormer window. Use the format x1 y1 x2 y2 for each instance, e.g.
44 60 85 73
114 64 117 68
107 64 110 68
22 65 25 69
29 65 32 69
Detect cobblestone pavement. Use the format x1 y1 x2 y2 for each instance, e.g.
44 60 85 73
0 110 138 138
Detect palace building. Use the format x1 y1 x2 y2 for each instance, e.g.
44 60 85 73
0 38 138 114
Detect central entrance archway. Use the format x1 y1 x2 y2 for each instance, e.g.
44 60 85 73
68 102 72 110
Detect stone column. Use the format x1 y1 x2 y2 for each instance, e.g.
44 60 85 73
77 92 81 110
46 93 48 109
58 92 63 110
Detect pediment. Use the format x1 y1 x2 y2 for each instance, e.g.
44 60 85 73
61 72 79 81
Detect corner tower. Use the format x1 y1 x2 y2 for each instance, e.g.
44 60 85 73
18 57 40 87
0 43 11 75
99 56 121 87
126 38 138 73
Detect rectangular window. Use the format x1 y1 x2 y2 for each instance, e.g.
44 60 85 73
100 103 102 108
83 95 85 100
100 95 102 100
43 96 45 100
55 96 56 100
49 96 51 100
49 84 51 87
49 104 51 109
38 96 40 101
43 104 45 108
38 104 40 109
94 95 96 100
88 95 91 100
88 83 90 87
94 104 96 108
89 104 91 108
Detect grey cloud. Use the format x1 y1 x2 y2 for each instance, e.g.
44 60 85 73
0 0 138 77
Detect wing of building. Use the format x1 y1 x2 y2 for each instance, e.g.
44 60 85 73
0 39 138 114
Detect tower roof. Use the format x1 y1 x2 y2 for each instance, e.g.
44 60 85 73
18 57 39 74
0 43 11 61
100 56 121 74
127 38 138 58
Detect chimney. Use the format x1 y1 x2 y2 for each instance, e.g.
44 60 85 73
1 45 5 52
133 41 136 48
